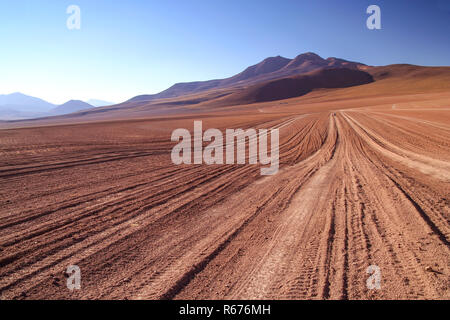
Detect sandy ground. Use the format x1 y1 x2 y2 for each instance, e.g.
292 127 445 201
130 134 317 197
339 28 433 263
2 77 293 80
0 91 449 300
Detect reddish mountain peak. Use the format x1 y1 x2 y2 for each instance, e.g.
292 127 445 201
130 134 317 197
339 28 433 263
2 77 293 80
244 55 291 75
283 52 325 69
227 55 291 83
129 52 367 103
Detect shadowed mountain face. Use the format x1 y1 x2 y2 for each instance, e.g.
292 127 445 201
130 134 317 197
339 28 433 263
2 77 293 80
221 68 374 105
128 52 366 102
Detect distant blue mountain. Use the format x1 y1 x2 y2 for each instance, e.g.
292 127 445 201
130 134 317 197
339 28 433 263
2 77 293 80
0 92 56 112
0 93 96 120
51 100 94 115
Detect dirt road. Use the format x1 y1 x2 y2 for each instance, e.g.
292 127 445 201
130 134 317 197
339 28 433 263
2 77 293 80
0 102 449 299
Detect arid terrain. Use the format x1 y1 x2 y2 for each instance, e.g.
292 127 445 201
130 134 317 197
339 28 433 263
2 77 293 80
0 60 449 300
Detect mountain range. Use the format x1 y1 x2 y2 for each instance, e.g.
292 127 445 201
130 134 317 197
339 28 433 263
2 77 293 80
128 52 366 102
0 94 113 120
3 52 448 124
2 52 366 120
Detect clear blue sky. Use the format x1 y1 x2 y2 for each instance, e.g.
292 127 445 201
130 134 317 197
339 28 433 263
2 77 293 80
0 0 449 104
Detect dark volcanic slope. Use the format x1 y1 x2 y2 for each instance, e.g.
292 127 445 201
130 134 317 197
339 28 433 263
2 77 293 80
222 68 374 104
128 52 366 102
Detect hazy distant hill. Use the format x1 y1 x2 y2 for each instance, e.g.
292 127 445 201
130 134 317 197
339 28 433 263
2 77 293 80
0 94 97 120
0 92 55 112
52 100 95 115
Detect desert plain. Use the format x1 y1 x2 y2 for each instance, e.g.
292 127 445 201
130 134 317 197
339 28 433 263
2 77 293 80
0 62 449 300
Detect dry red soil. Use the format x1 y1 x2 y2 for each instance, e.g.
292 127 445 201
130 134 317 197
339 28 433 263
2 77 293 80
0 78 449 300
